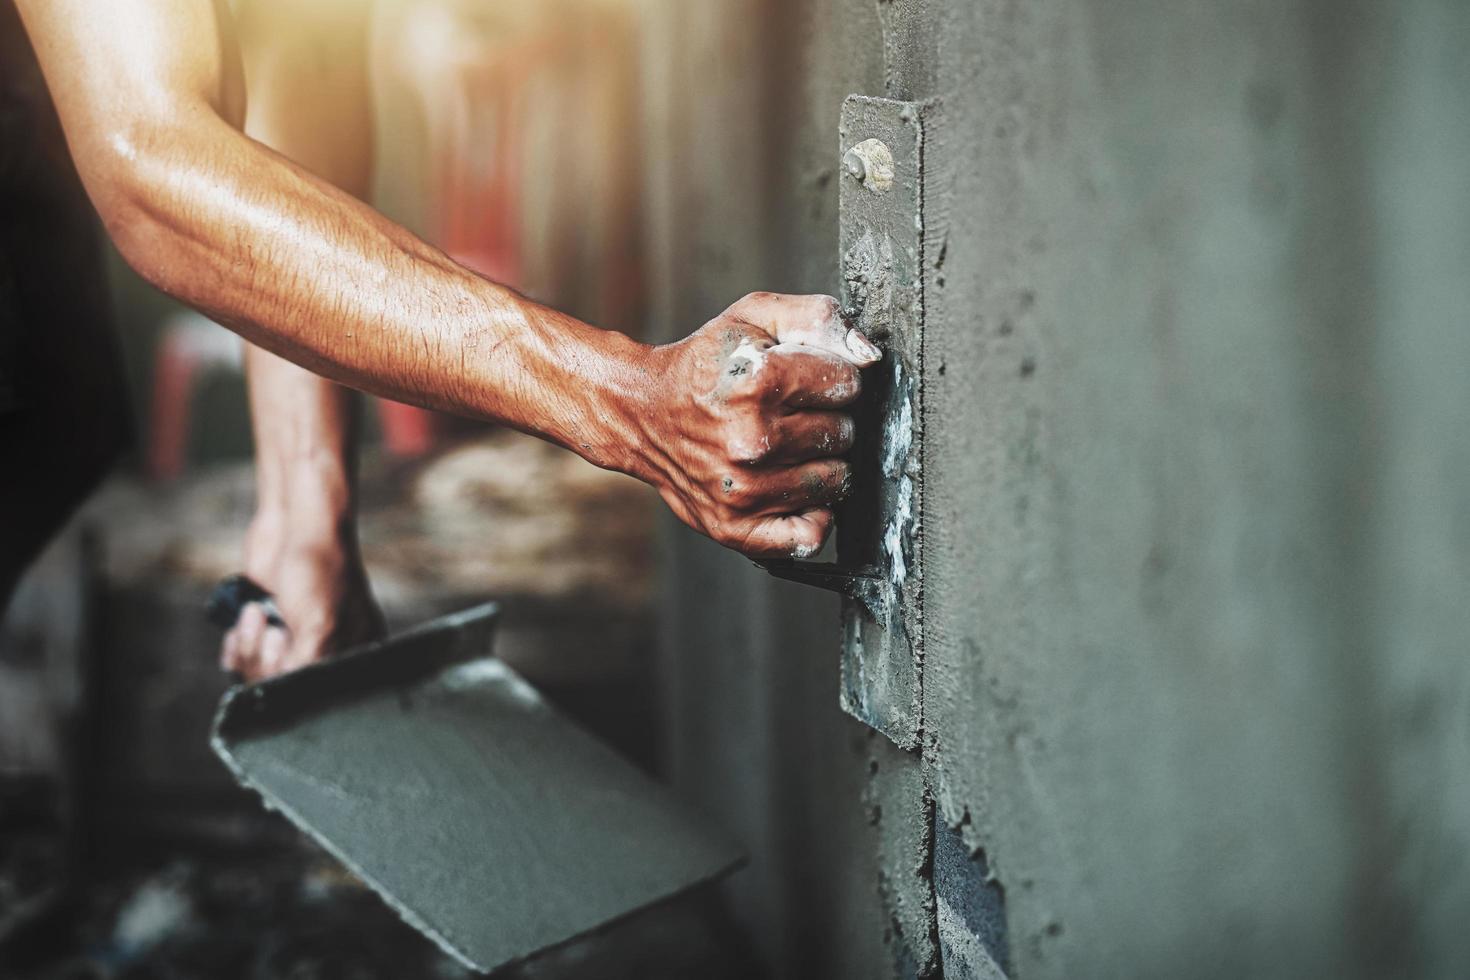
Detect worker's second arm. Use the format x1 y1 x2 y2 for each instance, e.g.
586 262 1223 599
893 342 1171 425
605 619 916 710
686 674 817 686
222 0 384 681
15 0 881 558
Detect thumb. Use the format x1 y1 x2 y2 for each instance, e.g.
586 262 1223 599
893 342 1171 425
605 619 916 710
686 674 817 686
727 292 882 367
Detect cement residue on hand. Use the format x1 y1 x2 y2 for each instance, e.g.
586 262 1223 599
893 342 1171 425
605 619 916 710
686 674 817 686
790 531 824 559
727 338 770 379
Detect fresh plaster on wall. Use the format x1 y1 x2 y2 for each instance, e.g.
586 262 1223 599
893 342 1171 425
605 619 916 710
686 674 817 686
920 0 1470 977
648 1 1470 977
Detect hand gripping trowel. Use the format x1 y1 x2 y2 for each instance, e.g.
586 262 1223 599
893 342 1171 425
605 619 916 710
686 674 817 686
205 584 743 974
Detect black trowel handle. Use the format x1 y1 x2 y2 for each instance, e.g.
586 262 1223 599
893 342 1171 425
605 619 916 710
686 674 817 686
753 558 887 623
205 574 287 631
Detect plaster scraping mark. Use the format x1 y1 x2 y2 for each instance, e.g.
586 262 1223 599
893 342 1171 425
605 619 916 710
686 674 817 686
931 812 1010 979
937 894 1009 980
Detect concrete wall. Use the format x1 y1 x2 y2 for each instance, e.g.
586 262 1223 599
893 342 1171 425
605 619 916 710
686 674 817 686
641 2 1470 978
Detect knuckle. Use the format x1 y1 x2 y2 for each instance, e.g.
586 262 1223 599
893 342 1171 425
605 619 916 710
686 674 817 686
725 422 772 464
720 373 761 403
728 442 763 465
733 290 776 312
808 293 842 322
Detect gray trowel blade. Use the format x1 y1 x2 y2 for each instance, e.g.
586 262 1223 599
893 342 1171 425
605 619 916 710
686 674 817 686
210 603 744 974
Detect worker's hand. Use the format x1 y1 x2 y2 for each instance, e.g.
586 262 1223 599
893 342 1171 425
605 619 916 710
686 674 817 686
220 513 384 682
638 292 881 559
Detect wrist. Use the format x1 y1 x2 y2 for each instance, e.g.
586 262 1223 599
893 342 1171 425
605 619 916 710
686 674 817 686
475 299 660 479
243 508 358 586
574 331 662 481
248 453 359 572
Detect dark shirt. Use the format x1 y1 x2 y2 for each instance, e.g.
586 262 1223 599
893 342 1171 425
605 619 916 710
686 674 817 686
1 0 131 603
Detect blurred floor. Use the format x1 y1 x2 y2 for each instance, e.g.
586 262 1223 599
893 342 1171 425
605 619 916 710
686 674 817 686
0 429 760 979
0 810 755 980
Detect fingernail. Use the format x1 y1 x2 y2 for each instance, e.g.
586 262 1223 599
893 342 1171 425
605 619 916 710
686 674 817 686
846 329 882 363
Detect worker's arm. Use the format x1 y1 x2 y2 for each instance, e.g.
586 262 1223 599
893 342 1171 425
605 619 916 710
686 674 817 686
220 0 383 681
15 0 881 560
226 352 384 680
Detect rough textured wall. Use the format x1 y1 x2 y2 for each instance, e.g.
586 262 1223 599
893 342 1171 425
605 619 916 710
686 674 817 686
925 1 1470 977
642 1 1470 978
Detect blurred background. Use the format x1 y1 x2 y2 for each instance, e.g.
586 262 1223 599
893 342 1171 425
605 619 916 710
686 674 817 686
3 1 689 977
5 0 1470 979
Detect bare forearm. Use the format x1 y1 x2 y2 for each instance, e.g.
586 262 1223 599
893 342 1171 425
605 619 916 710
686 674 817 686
245 347 357 521
234 344 382 679
19 0 645 477
17 0 880 561
103 129 873 556
234 0 369 543
99 118 648 471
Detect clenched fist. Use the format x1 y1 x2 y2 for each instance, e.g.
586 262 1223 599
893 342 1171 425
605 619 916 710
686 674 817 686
634 292 881 558
219 507 385 682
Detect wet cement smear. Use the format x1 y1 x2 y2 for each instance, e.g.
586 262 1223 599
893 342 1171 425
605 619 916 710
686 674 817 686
883 363 913 480
885 474 913 586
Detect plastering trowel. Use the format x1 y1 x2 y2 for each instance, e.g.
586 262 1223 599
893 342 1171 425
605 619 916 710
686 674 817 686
207 596 743 974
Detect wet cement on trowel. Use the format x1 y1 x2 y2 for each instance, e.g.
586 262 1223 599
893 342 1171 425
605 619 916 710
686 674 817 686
211 605 743 974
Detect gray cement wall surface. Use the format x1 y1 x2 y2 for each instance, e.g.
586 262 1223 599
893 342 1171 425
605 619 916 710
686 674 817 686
642 1 1470 978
